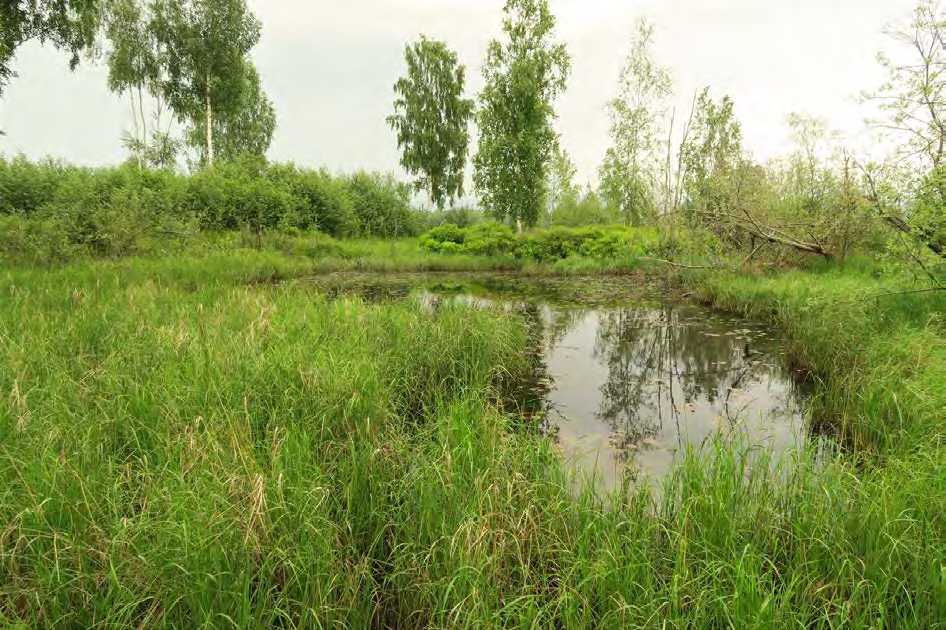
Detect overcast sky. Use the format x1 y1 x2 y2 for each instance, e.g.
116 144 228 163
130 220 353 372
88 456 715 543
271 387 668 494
0 0 917 184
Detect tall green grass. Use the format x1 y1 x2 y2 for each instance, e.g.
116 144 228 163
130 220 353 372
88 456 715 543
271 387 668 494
0 261 943 627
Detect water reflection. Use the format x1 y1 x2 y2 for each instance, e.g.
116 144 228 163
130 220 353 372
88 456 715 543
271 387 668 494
308 276 810 489
535 305 808 490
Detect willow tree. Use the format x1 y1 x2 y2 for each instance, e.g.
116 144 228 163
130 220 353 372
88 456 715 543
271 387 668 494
473 0 570 229
388 36 473 210
865 0 946 259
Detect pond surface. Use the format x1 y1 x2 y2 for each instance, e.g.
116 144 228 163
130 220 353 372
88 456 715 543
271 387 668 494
513 302 807 490
305 274 812 489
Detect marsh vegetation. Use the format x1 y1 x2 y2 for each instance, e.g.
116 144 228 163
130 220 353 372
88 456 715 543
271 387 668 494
1 0 945 627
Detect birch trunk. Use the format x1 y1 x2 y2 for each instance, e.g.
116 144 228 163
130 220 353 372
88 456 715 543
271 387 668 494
205 76 214 167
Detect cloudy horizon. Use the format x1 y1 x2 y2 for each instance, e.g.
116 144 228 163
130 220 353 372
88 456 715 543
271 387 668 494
0 0 918 186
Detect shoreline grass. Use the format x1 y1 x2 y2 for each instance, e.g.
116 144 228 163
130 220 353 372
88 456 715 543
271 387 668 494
1 256 943 627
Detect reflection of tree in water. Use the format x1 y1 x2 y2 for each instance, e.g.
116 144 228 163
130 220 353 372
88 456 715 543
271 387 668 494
592 306 790 449
498 303 564 427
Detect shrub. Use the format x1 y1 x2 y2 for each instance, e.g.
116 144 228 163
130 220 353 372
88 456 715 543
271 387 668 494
265 164 358 236
420 223 661 262
0 157 420 263
418 206 485 230
459 222 519 256
344 171 419 237
0 155 72 215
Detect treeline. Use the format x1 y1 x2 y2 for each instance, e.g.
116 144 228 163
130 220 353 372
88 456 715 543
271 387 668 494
420 223 665 262
3 0 275 168
1 0 943 275
0 157 429 261
388 1 944 273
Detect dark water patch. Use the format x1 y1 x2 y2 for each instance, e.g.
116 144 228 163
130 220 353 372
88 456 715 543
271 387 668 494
296 271 676 307
534 305 812 490
302 273 820 489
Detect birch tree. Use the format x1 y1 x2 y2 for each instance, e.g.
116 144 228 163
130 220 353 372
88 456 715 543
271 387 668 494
187 63 275 164
388 36 473 210
0 0 102 95
105 0 179 169
600 19 671 226
152 0 261 167
474 0 570 229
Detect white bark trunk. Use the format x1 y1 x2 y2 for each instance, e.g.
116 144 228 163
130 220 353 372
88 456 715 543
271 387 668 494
130 93 142 171
205 76 214 167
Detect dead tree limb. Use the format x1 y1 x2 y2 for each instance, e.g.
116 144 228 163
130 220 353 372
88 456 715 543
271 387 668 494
859 287 945 301
856 159 946 259
695 209 834 259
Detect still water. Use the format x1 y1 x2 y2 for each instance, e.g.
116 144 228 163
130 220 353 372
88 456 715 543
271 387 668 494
310 274 811 489
519 303 806 489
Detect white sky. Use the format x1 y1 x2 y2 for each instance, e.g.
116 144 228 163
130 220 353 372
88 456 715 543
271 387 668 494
0 0 918 185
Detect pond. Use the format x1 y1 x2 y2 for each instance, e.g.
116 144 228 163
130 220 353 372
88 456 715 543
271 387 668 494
304 273 813 490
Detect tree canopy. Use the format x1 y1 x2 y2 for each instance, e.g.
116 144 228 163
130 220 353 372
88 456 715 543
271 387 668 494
388 36 473 210
473 0 570 229
0 0 102 95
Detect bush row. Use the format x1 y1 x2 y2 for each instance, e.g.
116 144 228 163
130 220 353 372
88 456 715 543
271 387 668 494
419 222 664 262
0 156 428 260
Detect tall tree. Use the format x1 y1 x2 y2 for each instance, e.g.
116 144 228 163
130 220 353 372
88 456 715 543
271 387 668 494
187 63 275 164
864 0 946 259
544 142 579 226
473 0 570 230
105 0 179 169
151 0 261 167
0 0 102 95
680 89 744 223
599 19 672 226
387 36 473 210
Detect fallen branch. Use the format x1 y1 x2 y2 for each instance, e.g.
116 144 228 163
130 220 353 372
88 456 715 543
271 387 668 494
639 257 717 270
741 241 767 265
859 287 945 301
694 209 834 259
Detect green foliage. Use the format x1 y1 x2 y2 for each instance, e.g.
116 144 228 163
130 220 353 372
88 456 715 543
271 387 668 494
418 205 484 231
388 36 473 209
0 0 101 95
600 19 671 226
0 156 422 262
420 222 660 261
187 63 276 164
543 143 579 224
520 225 658 261
550 187 616 227
0 161 190 261
862 0 946 265
151 0 263 166
343 171 418 237
911 165 946 258
186 163 294 230
473 0 570 228
105 0 179 169
264 163 358 236
681 89 744 229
